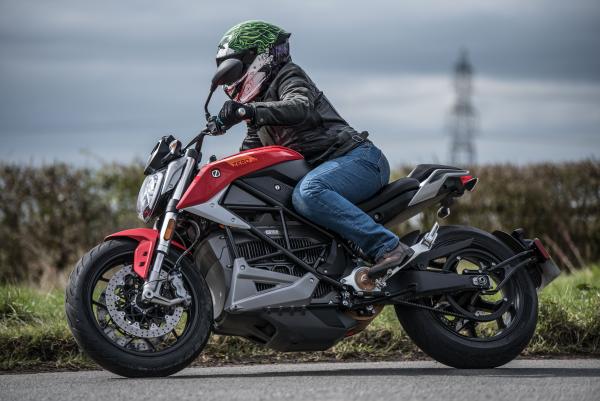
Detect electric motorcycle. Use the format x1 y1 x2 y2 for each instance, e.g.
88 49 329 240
65 59 561 377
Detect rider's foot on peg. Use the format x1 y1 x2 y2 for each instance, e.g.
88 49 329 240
367 242 415 278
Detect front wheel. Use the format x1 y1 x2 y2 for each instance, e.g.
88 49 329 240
395 226 538 369
65 239 213 377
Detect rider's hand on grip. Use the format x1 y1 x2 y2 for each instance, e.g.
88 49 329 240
218 100 255 130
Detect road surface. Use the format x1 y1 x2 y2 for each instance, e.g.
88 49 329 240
1 359 599 401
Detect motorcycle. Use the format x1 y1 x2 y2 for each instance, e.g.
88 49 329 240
65 58 561 377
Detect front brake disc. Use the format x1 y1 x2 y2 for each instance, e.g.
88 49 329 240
105 266 184 338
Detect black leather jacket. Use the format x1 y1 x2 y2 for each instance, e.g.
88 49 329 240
242 62 368 165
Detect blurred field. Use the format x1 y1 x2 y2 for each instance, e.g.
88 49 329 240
1 265 598 371
1 160 599 285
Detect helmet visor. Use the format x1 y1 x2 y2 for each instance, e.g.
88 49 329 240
224 52 272 103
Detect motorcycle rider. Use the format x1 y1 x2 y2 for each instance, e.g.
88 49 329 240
215 20 413 273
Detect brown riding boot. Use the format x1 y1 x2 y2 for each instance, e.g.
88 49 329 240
367 242 414 278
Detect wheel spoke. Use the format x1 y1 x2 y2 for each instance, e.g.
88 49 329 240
427 247 524 341
144 338 156 351
92 300 107 309
454 318 466 331
472 297 504 313
465 321 478 338
91 263 195 354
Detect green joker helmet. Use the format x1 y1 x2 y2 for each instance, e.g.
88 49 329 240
216 20 291 103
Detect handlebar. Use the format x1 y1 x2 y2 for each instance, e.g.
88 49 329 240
205 116 227 136
183 116 228 154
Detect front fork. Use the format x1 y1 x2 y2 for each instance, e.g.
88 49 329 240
141 149 198 306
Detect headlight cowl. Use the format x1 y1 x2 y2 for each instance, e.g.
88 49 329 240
136 171 165 222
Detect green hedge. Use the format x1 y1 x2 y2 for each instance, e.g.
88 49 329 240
1 160 599 283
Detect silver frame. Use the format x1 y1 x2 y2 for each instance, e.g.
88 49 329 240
183 187 250 230
225 257 319 313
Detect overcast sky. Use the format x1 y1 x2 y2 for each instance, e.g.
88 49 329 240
0 0 599 167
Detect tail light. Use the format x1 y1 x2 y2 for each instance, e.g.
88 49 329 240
532 238 551 261
460 175 478 191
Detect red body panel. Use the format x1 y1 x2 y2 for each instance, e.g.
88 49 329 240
105 228 185 279
177 146 303 209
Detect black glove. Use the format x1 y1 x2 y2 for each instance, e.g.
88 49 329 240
217 100 255 129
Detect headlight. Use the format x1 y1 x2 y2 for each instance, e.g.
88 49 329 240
136 170 165 222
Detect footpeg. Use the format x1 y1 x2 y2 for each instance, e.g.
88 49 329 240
375 223 440 284
367 248 415 278
341 223 440 293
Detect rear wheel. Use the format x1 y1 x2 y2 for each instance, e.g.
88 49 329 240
65 239 213 377
395 226 538 368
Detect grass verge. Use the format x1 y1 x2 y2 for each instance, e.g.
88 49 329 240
1 266 599 372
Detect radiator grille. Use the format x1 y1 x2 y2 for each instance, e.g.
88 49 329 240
238 237 336 299
312 281 333 299
237 238 322 268
255 283 277 292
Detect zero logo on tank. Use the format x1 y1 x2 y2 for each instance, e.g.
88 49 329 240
211 169 221 178
226 154 258 168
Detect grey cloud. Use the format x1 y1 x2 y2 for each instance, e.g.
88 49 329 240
0 0 598 166
2 1 599 79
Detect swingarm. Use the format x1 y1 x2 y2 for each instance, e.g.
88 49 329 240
344 223 559 301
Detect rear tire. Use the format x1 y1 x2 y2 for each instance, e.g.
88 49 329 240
395 226 538 369
65 239 213 377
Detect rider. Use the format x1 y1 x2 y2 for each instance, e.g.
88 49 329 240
215 20 413 274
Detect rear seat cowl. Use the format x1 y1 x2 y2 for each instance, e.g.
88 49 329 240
357 177 420 212
408 164 463 182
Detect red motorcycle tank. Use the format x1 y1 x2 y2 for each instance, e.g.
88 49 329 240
177 146 303 209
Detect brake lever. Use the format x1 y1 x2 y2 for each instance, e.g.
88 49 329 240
183 115 228 150
206 116 227 136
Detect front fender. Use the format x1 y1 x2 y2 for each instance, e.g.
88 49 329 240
105 228 186 279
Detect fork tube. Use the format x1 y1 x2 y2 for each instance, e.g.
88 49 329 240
142 150 198 300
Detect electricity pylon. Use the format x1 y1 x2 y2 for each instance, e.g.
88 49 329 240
448 50 478 165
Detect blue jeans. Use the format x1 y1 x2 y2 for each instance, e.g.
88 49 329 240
292 142 400 261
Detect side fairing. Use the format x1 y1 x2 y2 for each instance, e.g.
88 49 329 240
177 146 303 210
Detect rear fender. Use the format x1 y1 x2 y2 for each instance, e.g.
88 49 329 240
492 230 526 254
105 228 186 279
493 229 561 291
412 238 474 268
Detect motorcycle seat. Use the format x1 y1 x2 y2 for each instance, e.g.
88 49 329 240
408 164 463 182
358 177 420 212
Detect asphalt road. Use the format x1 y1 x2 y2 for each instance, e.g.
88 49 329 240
1 359 599 401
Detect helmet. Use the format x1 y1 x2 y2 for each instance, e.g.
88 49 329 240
216 20 291 103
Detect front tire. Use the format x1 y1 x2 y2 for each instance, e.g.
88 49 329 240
65 239 213 377
395 226 538 369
